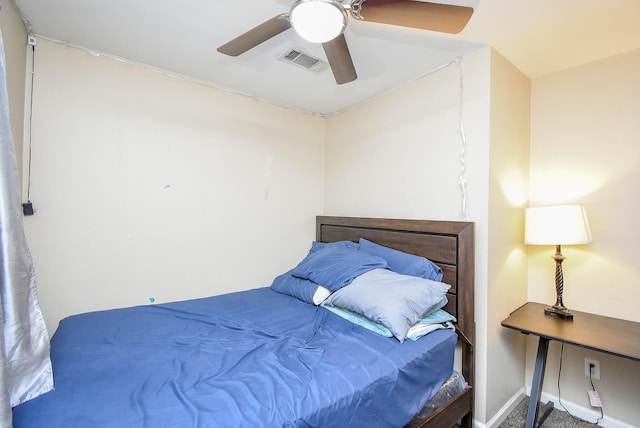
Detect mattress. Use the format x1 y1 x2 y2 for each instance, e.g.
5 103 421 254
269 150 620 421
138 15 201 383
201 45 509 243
13 287 457 427
406 371 468 427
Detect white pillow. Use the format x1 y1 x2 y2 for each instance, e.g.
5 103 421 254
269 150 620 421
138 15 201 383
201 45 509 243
312 286 332 305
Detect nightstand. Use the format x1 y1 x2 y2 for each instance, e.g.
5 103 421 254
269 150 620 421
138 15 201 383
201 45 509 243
501 302 640 428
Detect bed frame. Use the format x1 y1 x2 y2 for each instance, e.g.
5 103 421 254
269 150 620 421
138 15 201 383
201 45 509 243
316 216 475 428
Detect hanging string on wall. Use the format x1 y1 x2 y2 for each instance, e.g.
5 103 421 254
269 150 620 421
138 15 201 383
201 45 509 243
22 38 36 216
456 58 469 220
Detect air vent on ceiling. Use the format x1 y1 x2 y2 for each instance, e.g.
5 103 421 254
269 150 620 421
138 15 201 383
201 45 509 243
277 48 329 74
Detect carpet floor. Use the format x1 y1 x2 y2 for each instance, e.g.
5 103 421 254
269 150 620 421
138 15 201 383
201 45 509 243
499 396 600 427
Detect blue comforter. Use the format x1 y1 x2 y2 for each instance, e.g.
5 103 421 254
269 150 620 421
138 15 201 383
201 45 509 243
13 288 456 427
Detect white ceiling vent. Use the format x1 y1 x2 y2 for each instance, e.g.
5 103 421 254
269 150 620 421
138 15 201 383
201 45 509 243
277 48 329 74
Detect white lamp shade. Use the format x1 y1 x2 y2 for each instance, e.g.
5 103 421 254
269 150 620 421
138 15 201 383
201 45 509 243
525 205 592 245
290 0 347 43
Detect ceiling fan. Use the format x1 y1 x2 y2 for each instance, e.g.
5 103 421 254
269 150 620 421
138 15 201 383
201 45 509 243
217 0 474 85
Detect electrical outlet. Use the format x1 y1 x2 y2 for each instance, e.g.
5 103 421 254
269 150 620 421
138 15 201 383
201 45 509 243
585 358 600 380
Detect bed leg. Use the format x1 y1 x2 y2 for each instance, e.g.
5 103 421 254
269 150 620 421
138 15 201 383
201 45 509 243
459 413 472 428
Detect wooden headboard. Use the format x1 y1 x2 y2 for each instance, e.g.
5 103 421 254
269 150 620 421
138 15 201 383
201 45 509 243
316 216 475 402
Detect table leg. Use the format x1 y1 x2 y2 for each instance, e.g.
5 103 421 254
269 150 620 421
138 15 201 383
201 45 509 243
526 337 554 428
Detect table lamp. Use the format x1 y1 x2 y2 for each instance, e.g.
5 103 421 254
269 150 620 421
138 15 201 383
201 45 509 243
525 205 592 320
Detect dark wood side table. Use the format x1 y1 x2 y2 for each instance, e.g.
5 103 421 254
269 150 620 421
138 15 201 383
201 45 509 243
501 302 640 428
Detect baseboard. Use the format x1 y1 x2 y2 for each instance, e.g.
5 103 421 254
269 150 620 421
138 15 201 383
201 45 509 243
474 388 526 428
536 390 636 428
475 387 635 428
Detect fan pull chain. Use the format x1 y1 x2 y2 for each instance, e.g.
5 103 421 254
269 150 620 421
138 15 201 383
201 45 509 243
457 58 468 220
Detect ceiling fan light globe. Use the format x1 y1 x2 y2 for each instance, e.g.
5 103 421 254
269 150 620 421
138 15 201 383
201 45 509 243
290 0 347 44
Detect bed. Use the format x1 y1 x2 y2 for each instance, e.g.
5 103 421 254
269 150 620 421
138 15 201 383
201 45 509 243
13 216 475 428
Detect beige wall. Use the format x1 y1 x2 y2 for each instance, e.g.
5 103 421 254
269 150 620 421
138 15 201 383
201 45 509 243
485 49 530 422
324 55 487 222
23 39 326 333
0 0 27 186
529 49 640 426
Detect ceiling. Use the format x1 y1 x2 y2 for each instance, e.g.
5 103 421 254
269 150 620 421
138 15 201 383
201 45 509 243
12 0 640 116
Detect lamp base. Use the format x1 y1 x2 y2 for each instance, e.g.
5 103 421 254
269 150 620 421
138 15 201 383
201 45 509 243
544 305 574 320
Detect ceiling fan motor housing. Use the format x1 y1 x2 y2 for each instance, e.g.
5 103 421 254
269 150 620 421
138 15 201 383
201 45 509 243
289 0 348 43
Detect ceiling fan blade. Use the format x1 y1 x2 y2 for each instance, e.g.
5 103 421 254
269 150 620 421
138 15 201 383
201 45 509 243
218 14 291 56
322 34 357 85
358 0 473 34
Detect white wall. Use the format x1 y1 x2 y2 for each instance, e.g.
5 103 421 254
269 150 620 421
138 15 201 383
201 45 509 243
325 48 495 423
24 39 326 333
529 49 640 426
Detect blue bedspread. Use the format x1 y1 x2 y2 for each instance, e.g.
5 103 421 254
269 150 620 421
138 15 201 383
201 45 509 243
13 288 456 427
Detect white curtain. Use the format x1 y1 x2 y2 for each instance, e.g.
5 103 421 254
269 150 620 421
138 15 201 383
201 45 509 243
0 27 53 427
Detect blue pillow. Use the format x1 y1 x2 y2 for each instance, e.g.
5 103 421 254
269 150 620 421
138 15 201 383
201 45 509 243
321 303 393 338
270 241 359 305
359 238 443 281
270 270 331 305
322 298 452 340
323 268 450 342
421 296 449 318
309 240 359 254
406 309 457 341
412 308 457 326
291 245 387 292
